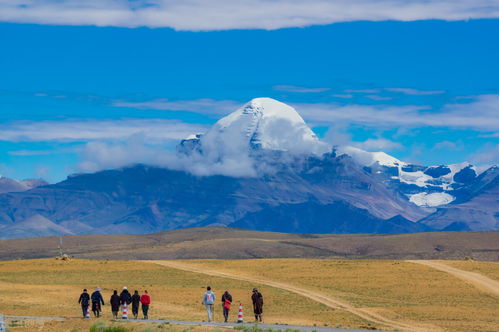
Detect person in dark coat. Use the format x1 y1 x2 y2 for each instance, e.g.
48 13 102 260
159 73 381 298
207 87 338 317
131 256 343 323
131 290 141 319
221 290 232 323
91 287 105 317
110 290 121 319
119 286 132 315
251 288 263 322
78 289 90 318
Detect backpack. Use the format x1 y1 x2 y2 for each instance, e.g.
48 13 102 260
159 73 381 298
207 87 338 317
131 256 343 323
224 298 231 310
205 292 214 305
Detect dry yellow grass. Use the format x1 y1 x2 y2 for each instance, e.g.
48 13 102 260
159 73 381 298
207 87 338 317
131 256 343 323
4 317 234 332
1 258 498 332
0 259 372 331
443 260 499 281
161 259 499 332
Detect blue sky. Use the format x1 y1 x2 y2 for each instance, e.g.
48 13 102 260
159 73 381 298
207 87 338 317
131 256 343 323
1 0 499 182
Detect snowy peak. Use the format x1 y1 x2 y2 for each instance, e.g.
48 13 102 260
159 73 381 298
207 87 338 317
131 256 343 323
181 98 330 157
212 97 324 152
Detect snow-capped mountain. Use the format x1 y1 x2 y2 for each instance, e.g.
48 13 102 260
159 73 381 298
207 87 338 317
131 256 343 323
179 98 330 157
0 97 496 239
337 146 479 207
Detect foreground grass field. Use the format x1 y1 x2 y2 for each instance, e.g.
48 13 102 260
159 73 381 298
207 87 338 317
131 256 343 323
0 259 372 331
0 258 498 332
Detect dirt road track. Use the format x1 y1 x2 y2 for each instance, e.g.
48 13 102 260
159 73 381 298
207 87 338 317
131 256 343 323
407 260 499 297
148 260 440 332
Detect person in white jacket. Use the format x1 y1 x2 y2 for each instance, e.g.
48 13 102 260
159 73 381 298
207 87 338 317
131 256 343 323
202 286 216 322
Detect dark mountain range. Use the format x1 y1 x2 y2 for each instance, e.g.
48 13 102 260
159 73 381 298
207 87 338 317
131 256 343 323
0 98 496 239
420 166 499 231
0 151 429 239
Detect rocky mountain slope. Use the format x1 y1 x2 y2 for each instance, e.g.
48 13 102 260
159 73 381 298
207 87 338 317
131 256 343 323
0 98 496 239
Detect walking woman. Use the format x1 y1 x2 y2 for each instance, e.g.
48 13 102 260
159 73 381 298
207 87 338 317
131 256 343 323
251 288 263 322
221 290 232 323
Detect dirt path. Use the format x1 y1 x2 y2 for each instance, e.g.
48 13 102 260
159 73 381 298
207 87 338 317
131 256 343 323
148 260 439 332
2 315 384 332
407 260 499 297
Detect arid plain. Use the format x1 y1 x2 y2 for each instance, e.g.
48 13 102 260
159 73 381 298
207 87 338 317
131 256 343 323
0 257 498 332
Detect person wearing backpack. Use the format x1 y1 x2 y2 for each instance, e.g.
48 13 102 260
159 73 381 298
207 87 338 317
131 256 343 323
201 286 216 322
78 289 90 318
91 287 105 318
221 290 232 323
119 286 132 315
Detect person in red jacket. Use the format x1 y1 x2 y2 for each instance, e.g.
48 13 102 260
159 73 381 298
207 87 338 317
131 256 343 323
140 290 151 319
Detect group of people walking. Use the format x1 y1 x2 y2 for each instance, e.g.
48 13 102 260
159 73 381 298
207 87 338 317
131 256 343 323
78 286 263 323
78 287 151 320
202 286 264 323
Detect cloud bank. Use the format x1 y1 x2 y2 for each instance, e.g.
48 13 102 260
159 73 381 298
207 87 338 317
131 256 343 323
294 94 499 131
1 0 499 30
0 119 207 142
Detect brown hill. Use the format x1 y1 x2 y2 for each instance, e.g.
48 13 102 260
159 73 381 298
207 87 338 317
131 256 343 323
1 227 498 261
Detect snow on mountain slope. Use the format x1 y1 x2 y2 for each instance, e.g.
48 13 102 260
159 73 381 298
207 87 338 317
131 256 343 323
408 192 455 207
182 98 330 157
337 147 481 207
337 146 406 168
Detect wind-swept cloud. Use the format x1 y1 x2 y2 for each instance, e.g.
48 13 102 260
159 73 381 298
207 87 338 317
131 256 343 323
113 98 241 116
1 0 498 30
469 143 499 166
385 87 446 95
293 94 499 131
273 85 330 93
0 119 208 142
354 138 403 151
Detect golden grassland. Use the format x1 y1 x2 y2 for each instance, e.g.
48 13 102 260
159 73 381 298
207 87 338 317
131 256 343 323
167 259 499 332
443 260 499 281
0 258 498 332
3 318 234 332
0 259 372 331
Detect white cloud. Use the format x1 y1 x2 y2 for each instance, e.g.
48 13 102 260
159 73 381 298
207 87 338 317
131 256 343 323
0 119 208 142
385 87 446 95
331 94 354 99
344 89 380 94
469 143 499 166
273 85 330 93
365 95 393 101
432 140 462 151
354 138 403 151
292 94 499 131
1 0 498 30
113 98 241 115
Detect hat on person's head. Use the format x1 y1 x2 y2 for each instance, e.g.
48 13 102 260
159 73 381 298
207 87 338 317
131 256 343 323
123 286 127 290
96 287 101 291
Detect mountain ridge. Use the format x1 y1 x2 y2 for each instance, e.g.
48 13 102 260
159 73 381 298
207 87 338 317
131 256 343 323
0 97 496 239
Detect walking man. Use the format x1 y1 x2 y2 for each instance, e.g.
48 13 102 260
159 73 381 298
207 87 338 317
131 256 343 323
251 288 263 322
110 290 120 319
91 287 105 317
131 290 141 319
119 286 132 316
78 289 90 318
140 290 151 319
221 290 232 323
202 286 216 322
